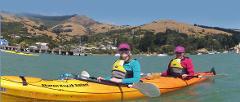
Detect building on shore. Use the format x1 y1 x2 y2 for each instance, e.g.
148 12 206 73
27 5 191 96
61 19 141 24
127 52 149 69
0 39 9 46
72 48 82 56
237 43 240 54
234 43 240 54
36 42 49 50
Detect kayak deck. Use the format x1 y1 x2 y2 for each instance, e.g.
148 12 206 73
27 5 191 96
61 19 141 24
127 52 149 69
1 50 38 56
0 71 214 101
142 72 214 94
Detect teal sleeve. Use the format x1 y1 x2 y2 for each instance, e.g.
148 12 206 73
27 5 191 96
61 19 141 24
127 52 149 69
122 61 141 84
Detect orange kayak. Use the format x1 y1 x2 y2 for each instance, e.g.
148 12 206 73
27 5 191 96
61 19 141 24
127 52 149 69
143 71 215 94
0 70 215 102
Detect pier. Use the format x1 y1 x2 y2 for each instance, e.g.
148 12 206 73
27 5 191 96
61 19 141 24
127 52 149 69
0 46 88 56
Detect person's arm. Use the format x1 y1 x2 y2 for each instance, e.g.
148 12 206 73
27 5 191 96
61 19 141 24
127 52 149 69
161 71 168 76
185 58 195 76
122 61 141 84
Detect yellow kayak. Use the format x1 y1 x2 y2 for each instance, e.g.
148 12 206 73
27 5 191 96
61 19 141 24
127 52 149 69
15 52 38 56
1 50 16 54
0 50 38 56
0 71 215 102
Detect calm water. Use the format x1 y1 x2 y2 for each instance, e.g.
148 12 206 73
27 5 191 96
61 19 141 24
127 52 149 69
1 52 240 102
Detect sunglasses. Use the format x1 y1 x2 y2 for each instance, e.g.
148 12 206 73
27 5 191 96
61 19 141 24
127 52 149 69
119 48 130 51
175 52 183 54
118 49 130 54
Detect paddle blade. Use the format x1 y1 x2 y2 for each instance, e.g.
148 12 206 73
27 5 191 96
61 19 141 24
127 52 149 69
81 71 90 79
210 67 216 75
132 83 160 97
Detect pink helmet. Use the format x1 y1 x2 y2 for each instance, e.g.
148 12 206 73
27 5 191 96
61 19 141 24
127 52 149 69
118 43 131 51
174 46 185 53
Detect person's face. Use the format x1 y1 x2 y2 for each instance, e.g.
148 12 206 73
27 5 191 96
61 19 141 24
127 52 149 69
175 52 184 58
119 48 130 61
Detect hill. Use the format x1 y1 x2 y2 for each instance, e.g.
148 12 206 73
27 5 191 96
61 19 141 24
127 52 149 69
139 20 231 36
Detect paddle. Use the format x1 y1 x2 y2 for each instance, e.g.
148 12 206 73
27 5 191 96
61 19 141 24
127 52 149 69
80 71 160 97
187 67 227 78
190 74 228 78
142 67 227 78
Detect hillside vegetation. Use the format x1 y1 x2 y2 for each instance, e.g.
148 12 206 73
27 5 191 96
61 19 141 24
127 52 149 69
1 12 239 54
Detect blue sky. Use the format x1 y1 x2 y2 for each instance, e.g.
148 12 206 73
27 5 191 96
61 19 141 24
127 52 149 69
1 0 239 28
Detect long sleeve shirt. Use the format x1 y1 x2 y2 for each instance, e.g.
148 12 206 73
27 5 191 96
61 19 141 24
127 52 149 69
122 59 141 84
105 59 141 84
162 57 195 76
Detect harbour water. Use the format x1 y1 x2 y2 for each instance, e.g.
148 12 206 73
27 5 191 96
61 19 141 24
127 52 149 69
1 52 240 102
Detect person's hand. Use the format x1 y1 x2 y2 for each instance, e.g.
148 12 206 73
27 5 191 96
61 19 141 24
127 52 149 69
110 78 122 83
127 84 133 88
97 77 104 82
197 75 203 78
182 74 188 79
146 72 162 80
146 73 152 77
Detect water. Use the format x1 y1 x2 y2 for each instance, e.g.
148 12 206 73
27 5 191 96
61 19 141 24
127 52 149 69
1 52 240 102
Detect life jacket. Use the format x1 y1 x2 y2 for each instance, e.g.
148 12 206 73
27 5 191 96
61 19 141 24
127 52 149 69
168 57 188 77
111 59 135 79
112 60 127 79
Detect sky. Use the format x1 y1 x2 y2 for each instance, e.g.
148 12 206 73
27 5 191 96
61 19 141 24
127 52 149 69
0 0 239 28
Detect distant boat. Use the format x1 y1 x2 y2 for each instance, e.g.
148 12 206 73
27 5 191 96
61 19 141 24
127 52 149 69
145 54 152 56
208 51 215 55
223 51 228 53
73 53 87 56
157 53 168 57
197 53 202 55
80 53 87 56
115 53 120 56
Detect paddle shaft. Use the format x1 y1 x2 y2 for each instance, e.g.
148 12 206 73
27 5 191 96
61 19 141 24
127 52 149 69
188 74 227 78
85 76 160 97
88 76 131 86
80 71 160 97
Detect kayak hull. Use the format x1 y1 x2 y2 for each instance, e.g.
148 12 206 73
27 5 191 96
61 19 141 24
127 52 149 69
0 76 143 101
144 73 213 94
0 72 214 101
0 50 38 56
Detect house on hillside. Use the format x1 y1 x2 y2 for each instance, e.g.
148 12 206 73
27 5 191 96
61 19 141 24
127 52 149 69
36 42 49 50
10 34 21 39
106 45 117 50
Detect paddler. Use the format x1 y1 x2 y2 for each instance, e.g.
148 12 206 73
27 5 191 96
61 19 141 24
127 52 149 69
97 43 141 84
147 46 195 79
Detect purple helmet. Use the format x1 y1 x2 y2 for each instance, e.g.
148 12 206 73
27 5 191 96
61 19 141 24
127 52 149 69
118 43 131 51
174 46 185 53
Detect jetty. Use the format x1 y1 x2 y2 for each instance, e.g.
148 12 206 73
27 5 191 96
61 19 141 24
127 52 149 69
0 45 90 56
